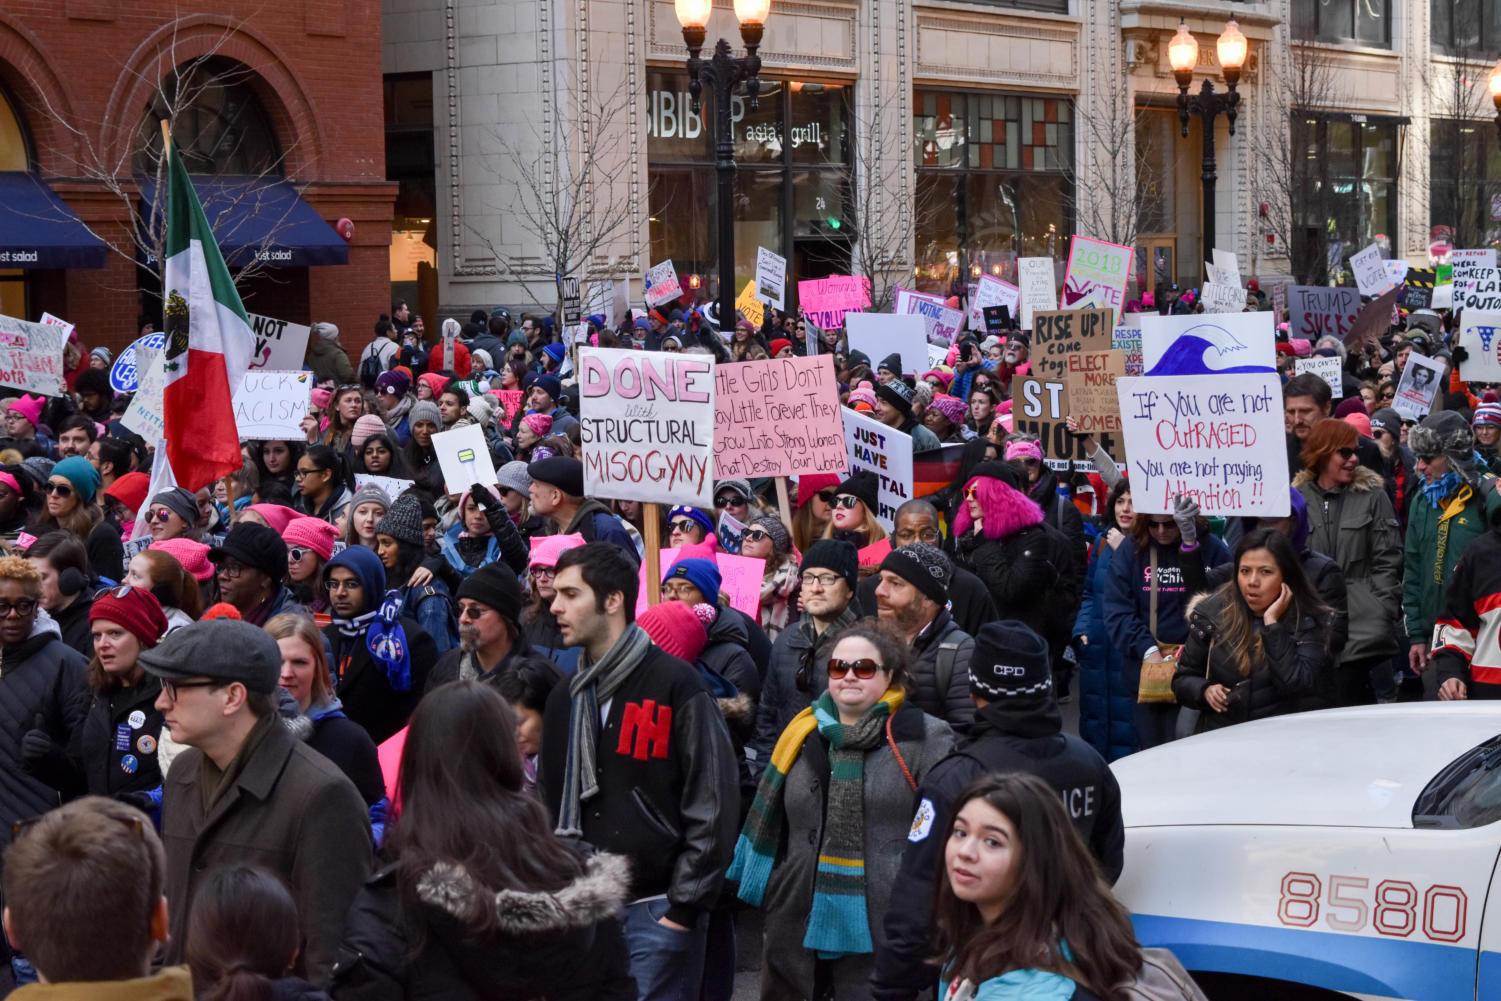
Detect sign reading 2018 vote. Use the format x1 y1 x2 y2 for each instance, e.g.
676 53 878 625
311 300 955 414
578 347 715 507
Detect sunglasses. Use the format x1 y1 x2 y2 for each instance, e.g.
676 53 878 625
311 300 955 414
44 482 73 498
668 519 699 533
0 598 39 618
148 508 175 523
1336 447 1358 460
816 490 837 504
94 585 140 601
716 495 747 508
742 529 772 543
827 658 883 679
288 547 312 562
1416 452 1441 463
833 495 862 509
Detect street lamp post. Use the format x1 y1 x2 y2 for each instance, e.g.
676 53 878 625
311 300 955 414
675 0 769 332
1169 18 1247 276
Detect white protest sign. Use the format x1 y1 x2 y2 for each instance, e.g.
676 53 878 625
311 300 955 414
431 423 499 497
842 406 913 530
1018 257 1056 330
0 313 66 397
1383 260 1411 287
1458 311 1501 383
845 312 928 376
1459 269 1501 312
755 246 786 309
1350 244 1394 296
245 313 312 371
1433 284 1455 311
1211 249 1241 287
1450 249 1496 299
39 312 75 340
970 274 1021 330
1204 262 1236 287
577 347 715 507
1294 356 1344 398
1115 373 1289 517
232 370 312 440
927 343 949 371
1140 311 1276 377
899 293 965 343
643 260 683 308
351 474 412 502
1200 282 1246 314
121 345 166 440
1392 353 1446 422
1063 236 1132 325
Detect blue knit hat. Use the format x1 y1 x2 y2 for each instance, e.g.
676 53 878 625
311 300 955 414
51 456 101 500
542 343 567 365
668 505 715 537
532 372 563 402
664 557 721 605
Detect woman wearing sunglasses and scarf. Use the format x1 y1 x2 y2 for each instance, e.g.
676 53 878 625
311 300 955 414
741 516 800 641
729 618 955 1001
36 457 122 585
821 471 889 551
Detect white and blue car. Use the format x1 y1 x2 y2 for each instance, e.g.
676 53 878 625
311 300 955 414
1111 704 1501 1001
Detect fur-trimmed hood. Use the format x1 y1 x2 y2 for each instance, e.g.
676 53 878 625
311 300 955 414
416 851 631 935
1291 464 1384 493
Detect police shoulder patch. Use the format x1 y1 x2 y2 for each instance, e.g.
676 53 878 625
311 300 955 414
908 797 936 842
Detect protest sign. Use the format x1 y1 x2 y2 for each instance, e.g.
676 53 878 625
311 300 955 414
1029 308 1115 382
491 389 524 423
584 280 610 323
110 332 166 394
1433 283 1455 311
431 423 498 497
894 287 943 313
246 313 312 371
1212 248 1241 287
1200 282 1246 314
0 313 66 396
1392 352 1445 421
1458 311 1501 383
1065 350 1127 454
717 509 749 554
636 549 764 620
927 343 950 370
644 260 682 308
121 345 166 440
1288 285 1360 341
1350 244 1394 296
799 275 870 330
842 406 913 530
1115 373 1288 517
352 474 413 501
1271 283 1288 317
1013 376 1121 470
1204 262 1235 288
232 370 312 440
845 312 928 376
713 355 847 479
1450 249 1496 299
1459 269 1501 312
1062 236 1131 324
1401 269 1436 311
1294 356 1343 398
39 312 74 340
1383 260 1411 287
577 347 715 507
756 246 786 308
897 290 964 343
558 276 582 325
969 274 1020 331
1112 327 1143 376
1018 257 1057 330
736 281 765 328
1140 311 1276 377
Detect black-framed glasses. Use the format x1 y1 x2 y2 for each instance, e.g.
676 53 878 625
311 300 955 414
324 577 361 593
833 495 861 509
44 482 73 498
896 529 941 545
668 519 699 533
214 561 245 580
531 566 557 579
715 495 747 508
799 572 842 589
742 529 772 543
0 598 39 618
828 658 882 680
661 580 701 599
160 678 222 701
294 467 320 479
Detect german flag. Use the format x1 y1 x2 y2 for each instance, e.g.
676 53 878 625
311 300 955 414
913 443 970 498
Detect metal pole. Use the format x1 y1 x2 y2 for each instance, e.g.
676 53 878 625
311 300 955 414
1200 98 1217 279
715 80 737 333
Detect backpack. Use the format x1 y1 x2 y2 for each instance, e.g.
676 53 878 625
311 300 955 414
933 636 964 706
359 340 390 389
1116 948 1210 1001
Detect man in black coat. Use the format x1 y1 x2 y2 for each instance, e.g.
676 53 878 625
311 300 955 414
870 621 1124 1001
427 562 531 690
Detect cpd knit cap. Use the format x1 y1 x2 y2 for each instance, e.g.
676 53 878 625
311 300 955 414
668 505 716 537
51 456 100 500
351 414 387 450
875 379 916 419
283 517 340 562
638 600 709 664
522 412 554 438
749 515 792 554
528 456 584 496
967 620 1052 701
1409 411 1474 467
149 538 214 582
879 542 953 607
140 619 280 694
664 557 722 606
541 344 567 368
1475 403 1501 429
150 487 199 527
800 538 859 590
103 471 151 514
6 394 44 428
532 372 564 402
529 532 585 570
375 369 412 398
346 483 393 518
497 460 533 495
375 493 425 546
835 470 879 514
456 562 523 627
1332 397 1367 421
1343 411 1372 438
90 586 168 649
969 459 1022 490
209 522 288 581
409 400 442 431
471 348 494 374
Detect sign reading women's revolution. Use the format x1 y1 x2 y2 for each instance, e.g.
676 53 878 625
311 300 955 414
842 406 912 530
714 355 847 479
799 275 870 330
577 347 715 507
0 313 66 396
1061 236 1132 326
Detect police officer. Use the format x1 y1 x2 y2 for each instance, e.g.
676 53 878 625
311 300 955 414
868 620 1124 1001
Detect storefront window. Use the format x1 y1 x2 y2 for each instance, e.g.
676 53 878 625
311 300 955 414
131 58 284 176
1431 118 1501 249
913 89 1073 296
1290 116 1400 284
1 86 30 317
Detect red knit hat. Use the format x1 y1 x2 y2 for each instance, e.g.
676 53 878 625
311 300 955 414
638 601 708 664
201 602 242 621
426 340 472 378
103 471 151 514
770 338 793 356
283 517 340 562
89 587 168 648
797 473 841 511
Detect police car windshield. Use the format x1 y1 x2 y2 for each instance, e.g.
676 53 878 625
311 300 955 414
1413 734 1501 829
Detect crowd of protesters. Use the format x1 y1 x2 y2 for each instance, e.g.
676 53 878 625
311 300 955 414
0 279 1491 1001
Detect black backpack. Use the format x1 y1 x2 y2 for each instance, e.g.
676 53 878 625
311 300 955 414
359 342 388 389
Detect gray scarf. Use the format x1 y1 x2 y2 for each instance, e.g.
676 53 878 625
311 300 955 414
556 623 653 836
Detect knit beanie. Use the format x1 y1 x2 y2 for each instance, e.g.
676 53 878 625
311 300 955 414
150 487 199 527
529 532 585 570
314 321 339 341
5 395 43 429
90 346 113 364
1332 397 1367 421
346 483 392 518
800 539 858 590
375 369 412 398
1369 407 1403 438
533 372 563 402
1409 411 1475 476
929 394 967 426
209 522 287 581
497 460 533 495
540 345 567 370
409 400 442 430
417 373 449 400
104 471 151 514
522 412 554 438
90 586 168 648
1475 402 1501 429
375 493 425 546
638 600 708 664
1004 440 1043 463
667 505 715 537
1343 411 1372 438
877 353 902 376
664 557 722 605
847 381 877 411
283 517 340 562
967 620 1052 700
471 348 495 374
715 478 753 504
875 379 916 419
835 470 879 513
969 459 1022 490
770 338 792 357
351 414 387 450
244 504 301 535
51 456 100 499
149 538 214 582
456 562 523 627
200 602 242 621
796 473 840 511
879 542 953 607
749 515 792 555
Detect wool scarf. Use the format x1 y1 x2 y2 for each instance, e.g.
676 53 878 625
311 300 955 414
728 688 905 958
1421 471 1461 509
555 623 653 837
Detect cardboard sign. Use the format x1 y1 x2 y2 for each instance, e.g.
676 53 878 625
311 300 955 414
1294 356 1344 398
1392 353 1446 422
1112 327 1143 376
969 275 1020 332
1140 311 1276 378
644 260 682 308
637 549 764 620
714 355 847 479
1012 376 1120 471
121 345 166 440
1200 282 1246 314
799 275 871 330
845 313 928 377
897 290 964 343
1458 311 1501 383
842 406 913 530
756 246 786 309
577 347 715 507
246 313 312 372
1289 286 1360 341
1459 269 1501 312
1018 257 1057 330
351 474 411 502
110 332 167 394
233 370 312 440
1062 236 1132 325
1271 284 1288 317
1211 248 1241 287
431 423 499 497
1065 350 1127 452
1115 373 1288 517
736 281 765 328
1351 244 1394 297
0 313 66 397
1029 308 1115 381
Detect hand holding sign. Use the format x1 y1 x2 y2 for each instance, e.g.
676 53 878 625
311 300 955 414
432 424 498 497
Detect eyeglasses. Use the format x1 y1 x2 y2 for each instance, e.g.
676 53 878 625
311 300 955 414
1416 452 1440 463
324 577 362 593
716 495 747 508
288 547 311 562
1147 519 1177 531
160 678 222 701
963 484 979 499
0 598 39 618
531 566 557 578
44 482 73 498
1336 447 1358 460
800 572 843 589
213 560 245 580
294 467 318 479
458 603 492 620
661 580 701 598
833 495 861 510
148 508 175 523
742 529 772 543
1372 429 1388 440
827 658 883 680
897 529 941 545
668 519 699 533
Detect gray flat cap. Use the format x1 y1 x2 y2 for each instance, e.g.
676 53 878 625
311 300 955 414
139 619 281 695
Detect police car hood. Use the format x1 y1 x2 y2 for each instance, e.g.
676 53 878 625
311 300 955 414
1111 705 1501 829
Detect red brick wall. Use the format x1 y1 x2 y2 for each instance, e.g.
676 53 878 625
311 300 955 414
0 4 395 358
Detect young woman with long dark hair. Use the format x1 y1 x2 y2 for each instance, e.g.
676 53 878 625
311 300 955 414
186 865 327 1001
293 444 353 525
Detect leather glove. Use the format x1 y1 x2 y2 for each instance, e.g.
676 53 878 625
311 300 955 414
470 483 502 513
1172 495 1200 547
1452 345 1470 365
20 714 55 768
113 789 157 814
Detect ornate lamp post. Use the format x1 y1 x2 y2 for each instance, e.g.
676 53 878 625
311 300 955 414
1169 18 1248 274
675 0 769 331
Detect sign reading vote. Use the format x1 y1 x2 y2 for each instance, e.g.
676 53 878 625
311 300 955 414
233 370 312 440
578 347 715 507
714 355 847 479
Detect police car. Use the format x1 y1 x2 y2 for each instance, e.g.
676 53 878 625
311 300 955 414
1110 704 1501 1001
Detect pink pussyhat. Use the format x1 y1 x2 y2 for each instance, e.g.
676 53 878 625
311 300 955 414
529 533 586 570
5 394 43 428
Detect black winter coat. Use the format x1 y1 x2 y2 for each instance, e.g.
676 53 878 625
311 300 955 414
957 520 1081 659
701 606 760 700
52 593 94 659
306 709 386 807
907 610 975 728
72 676 165 797
324 617 436 744
4 626 90 833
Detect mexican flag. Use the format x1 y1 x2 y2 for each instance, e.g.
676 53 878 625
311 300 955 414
159 128 254 491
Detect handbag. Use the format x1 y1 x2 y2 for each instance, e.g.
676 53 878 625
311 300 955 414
1137 548 1180 704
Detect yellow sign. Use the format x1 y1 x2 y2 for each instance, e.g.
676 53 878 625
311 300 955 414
736 281 765 327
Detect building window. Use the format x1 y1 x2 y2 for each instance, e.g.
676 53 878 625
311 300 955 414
962 0 1068 12
1430 118 1501 249
1291 0 1391 47
384 73 437 299
1290 115 1400 284
131 58 284 176
1431 0 1501 55
912 90 1073 297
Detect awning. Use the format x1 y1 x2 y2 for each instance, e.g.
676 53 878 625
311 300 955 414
138 175 349 268
0 172 107 269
